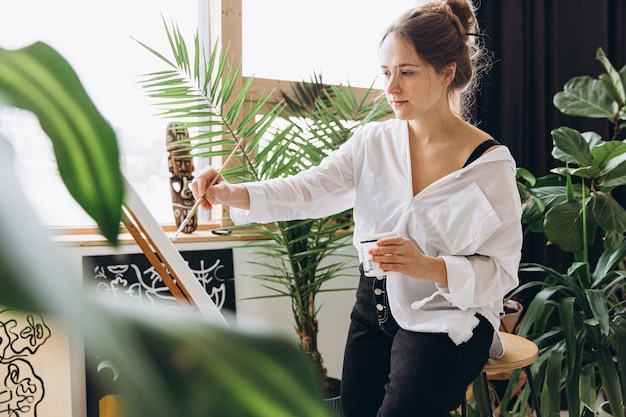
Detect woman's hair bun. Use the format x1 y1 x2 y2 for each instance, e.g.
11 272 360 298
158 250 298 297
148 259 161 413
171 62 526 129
421 0 476 40
446 0 477 38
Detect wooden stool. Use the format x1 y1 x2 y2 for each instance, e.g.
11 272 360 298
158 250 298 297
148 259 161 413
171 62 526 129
462 332 541 417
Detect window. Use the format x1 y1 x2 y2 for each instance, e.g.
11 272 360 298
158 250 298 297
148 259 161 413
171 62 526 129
0 0 198 226
2 1 418 228
242 0 416 89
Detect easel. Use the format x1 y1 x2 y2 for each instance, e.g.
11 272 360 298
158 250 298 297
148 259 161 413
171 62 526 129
120 176 226 323
99 179 227 417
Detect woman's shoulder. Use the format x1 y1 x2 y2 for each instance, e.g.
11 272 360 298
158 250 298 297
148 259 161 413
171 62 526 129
466 142 517 174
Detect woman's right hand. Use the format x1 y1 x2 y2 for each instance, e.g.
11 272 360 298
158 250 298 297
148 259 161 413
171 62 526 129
191 166 251 211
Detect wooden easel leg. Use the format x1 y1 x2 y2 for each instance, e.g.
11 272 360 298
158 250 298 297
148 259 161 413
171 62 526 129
121 209 191 309
99 394 122 417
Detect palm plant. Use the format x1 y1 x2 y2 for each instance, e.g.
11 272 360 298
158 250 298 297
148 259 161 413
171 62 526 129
240 75 389 384
134 19 391 386
513 47 626 417
0 41 335 417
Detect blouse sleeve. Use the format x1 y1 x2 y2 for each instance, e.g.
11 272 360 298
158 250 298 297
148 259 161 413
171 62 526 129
435 158 522 310
232 139 357 225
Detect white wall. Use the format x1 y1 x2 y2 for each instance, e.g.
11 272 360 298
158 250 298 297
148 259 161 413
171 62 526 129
232 241 358 379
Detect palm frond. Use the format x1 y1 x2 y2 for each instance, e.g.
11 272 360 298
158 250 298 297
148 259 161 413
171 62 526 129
133 19 283 181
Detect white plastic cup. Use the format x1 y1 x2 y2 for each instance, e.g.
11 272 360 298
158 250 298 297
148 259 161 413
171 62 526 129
359 232 395 277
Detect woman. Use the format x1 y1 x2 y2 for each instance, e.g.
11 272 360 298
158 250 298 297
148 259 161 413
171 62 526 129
192 1 522 415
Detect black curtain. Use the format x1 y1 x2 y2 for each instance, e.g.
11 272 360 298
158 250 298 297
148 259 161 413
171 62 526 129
474 0 626 274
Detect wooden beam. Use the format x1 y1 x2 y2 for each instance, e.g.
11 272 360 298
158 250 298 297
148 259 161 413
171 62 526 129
245 76 384 115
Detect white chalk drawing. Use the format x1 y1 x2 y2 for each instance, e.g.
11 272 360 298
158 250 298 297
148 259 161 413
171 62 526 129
85 249 235 314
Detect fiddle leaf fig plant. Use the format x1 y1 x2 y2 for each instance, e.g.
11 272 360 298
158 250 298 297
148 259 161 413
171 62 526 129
514 47 626 417
0 41 333 417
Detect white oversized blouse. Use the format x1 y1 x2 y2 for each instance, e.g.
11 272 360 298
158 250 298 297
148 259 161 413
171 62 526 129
232 118 523 358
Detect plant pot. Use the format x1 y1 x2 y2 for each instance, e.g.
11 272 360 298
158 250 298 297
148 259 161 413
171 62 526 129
596 400 626 417
322 377 342 417
500 299 523 333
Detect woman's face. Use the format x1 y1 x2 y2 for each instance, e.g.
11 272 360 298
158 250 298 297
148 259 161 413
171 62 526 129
379 33 454 121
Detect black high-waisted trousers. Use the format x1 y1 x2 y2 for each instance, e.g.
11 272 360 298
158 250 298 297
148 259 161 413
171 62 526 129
340 265 494 417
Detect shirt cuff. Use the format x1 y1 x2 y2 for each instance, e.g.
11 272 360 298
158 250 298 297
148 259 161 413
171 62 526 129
229 207 250 225
235 182 273 224
438 255 476 311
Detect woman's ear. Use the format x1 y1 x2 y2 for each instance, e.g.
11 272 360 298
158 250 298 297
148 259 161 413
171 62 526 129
442 63 457 86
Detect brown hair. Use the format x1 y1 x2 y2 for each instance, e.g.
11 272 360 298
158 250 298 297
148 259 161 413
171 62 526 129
380 0 491 121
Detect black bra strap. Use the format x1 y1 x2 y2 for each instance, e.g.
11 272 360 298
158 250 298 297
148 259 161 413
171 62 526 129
463 139 501 168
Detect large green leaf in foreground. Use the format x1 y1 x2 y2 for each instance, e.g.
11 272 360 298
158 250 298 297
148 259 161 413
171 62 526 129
0 42 123 243
0 40 333 416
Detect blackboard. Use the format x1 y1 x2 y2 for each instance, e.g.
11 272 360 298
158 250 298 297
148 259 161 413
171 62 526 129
82 248 235 416
82 248 235 313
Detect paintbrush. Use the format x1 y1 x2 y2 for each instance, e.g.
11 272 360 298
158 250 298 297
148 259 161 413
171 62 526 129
171 138 245 241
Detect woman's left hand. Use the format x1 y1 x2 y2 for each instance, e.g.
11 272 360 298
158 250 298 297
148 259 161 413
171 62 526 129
369 236 447 285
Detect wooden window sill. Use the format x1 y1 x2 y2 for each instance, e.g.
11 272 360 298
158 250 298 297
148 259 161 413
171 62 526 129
49 224 265 247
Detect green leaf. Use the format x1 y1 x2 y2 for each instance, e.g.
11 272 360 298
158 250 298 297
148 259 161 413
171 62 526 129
551 126 594 166
598 149 626 187
544 201 595 253
564 339 583 416
592 191 626 233
0 42 123 244
600 72 625 106
516 167 537 186
596 47 626 105
0 139 79 312
611 319 626 398
586 289 610 336
496 367 522 414
603 230 625 251
552 165 602 179
526 184 571 211
588 139 626 189
558 297 577 371
596 346 625 417
614 322 626 404
515 281 562 337
115 308 333 417
565 174 575 202
593 139 626 157
134 24 280 184
543 346 565 416
553 75 618 119
567 261 591 287
580 364 597 413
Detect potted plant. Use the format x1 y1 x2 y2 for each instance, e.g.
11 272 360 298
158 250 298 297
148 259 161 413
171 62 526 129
0 41 335 417
512 47 626 417
133 19 391 400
